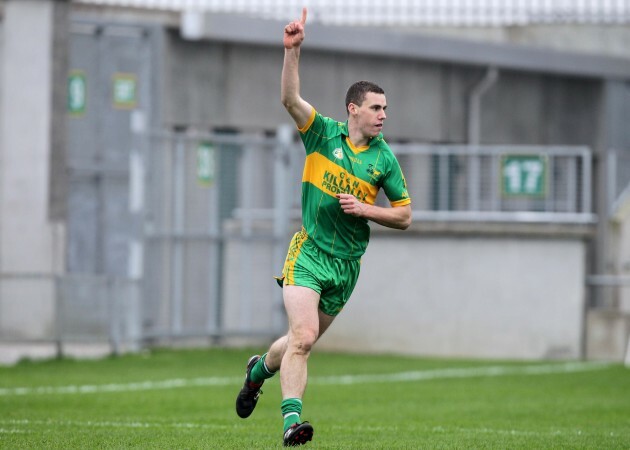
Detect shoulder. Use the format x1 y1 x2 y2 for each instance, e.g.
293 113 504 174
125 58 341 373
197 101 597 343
371 136 397 160
300 110 345 141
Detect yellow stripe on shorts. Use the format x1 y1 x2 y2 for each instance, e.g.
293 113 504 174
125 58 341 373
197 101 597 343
284 229 309 285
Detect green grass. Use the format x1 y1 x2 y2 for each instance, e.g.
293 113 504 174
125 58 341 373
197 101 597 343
1 348 629 449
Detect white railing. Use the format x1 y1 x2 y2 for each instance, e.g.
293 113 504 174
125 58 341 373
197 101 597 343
74 0 630 26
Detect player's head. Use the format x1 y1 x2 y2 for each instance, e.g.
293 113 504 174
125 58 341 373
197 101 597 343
345 81 385 115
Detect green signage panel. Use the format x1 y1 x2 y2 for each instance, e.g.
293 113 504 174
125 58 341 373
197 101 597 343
501 155 547 197
67 70 86 116
112 73 137 109
197 142 216 186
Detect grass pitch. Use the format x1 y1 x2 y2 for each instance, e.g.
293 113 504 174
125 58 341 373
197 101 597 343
1 348 628 449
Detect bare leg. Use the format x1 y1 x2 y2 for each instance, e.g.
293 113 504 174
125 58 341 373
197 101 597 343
264 335 288 372
277 285 334 399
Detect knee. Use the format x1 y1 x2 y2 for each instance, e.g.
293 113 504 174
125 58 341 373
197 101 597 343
288 328 318 355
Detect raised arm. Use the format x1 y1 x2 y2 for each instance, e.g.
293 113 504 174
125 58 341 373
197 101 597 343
281 7 313 128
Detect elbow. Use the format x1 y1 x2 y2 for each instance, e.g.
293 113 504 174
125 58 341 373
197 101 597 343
399 210 412 230
281 95 298 113
281 95 290 110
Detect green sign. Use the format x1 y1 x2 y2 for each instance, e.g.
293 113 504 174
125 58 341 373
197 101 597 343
501 155 547 197
112 73 137 109
67 70 86 116
197 142 216 186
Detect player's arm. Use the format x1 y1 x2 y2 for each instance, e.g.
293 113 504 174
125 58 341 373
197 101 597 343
281 8 313 129
337 194 412 230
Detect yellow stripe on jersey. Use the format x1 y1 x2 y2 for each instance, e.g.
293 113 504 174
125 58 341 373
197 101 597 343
297 107 317 133
390 198 412 207
302 152 379 205
345 137 370 154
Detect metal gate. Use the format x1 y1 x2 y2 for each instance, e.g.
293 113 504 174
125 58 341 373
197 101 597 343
67 21 157 276
133 126 299 344
66 20 296 348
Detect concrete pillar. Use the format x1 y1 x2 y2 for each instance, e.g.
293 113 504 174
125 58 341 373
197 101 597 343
0 0 69 339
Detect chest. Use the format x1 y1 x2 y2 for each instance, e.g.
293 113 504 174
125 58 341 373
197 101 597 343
323 136 384 186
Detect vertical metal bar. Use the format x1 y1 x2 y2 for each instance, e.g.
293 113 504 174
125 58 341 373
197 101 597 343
128 110 146 350
566 156 577 213
467 67 499 212
583 148 593 214
207 141 222 338
439 151 449 210
468 149 480 211
491 152 500 211
240 143 255 329
607 149 617 213
171 132 185 335
54 275 63 359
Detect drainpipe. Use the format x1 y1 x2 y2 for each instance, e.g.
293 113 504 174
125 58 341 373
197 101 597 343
467 67 499 211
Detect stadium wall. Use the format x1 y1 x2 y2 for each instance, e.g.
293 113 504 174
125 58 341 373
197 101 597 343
2 7 630 360
317 227 588 360
220 223 591 360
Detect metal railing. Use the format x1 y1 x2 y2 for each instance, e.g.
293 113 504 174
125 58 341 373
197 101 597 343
0 132 596 352
74 0 630 26
390 144 594 223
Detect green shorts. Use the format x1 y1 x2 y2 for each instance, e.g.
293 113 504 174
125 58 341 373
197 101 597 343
275 228 361 316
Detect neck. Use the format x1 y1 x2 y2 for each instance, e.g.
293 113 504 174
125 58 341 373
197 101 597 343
347 122 369 148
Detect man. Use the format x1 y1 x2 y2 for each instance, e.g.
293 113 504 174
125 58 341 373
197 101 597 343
235 8 412 447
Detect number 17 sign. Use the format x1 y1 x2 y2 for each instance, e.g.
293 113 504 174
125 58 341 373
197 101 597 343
500 155 547 197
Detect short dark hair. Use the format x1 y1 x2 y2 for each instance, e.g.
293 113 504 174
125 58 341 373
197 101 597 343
345 81 385 114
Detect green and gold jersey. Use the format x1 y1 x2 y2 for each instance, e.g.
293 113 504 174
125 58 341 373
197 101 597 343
297 108 411 260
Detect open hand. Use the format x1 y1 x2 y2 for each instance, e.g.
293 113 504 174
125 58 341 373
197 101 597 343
284 7 307 49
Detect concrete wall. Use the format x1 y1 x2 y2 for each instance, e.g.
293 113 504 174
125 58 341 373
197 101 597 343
399 24 630 60
162 32 603 149
221 224 590 360
316 229 588 360
0 0 68 339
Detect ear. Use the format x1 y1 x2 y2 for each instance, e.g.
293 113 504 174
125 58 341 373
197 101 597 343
348 103 357 115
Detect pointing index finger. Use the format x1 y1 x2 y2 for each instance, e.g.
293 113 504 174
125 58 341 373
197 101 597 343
300 7 307 25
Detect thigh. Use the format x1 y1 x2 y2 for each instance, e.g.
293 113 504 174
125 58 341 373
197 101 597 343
316 309 335 339
283 285 321 338
283 285 336 343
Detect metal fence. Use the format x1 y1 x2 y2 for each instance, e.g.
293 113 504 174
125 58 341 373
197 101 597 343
133 127 297 344
0 129 596 351
394 144 594 223
132 131 595 346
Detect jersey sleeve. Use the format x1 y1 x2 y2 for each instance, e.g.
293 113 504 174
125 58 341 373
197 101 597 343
298 108 334 156
381 154 411 207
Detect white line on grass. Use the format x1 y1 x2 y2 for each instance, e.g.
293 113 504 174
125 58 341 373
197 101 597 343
312 361 611 385
429 425 622 438
0 361 610 396
0 419 231 431
2 419 623 440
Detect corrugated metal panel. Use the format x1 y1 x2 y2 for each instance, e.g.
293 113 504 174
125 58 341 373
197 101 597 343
73 0 630 26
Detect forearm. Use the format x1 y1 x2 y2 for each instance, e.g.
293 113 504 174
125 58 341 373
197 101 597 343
363 204 412 230
281 47 312 128
281 48 301 110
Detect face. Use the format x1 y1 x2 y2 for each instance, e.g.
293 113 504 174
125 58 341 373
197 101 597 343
349 92 387 139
